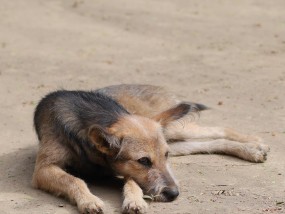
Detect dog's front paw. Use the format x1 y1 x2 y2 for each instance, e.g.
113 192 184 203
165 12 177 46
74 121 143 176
78 195 104 214
243 143 270 163
122 197 148 214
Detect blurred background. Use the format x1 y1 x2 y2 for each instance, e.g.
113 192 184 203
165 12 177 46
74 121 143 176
0 0 284 213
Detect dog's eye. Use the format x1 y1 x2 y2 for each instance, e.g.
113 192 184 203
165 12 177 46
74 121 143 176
137 157 152 167
165 152 169 158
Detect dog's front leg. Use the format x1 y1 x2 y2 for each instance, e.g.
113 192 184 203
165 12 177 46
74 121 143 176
33 164 104 214
122 179 148 214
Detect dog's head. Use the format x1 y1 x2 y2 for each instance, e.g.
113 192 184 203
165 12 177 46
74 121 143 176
89 103 192 202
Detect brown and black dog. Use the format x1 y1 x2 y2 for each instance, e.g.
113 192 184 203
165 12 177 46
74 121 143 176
32 84 269 214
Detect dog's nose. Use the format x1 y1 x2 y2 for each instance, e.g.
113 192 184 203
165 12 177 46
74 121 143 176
162 187 179 201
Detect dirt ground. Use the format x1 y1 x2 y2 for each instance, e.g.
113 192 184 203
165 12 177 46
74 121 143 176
0 0 284 213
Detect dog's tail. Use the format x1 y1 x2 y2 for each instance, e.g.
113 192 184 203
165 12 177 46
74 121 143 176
187 102 209 112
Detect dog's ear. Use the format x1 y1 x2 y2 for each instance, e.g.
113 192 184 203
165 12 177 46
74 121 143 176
152 103 193 127
88 125 121 156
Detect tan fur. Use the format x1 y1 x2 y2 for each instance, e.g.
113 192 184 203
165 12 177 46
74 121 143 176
32 84 269 214
106 115 174 199
169 140 269 162
122 179 148 214
32 140 104 213
97 84 179 117
164 119 262 143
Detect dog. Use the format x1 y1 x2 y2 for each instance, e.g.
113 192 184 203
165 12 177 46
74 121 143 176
32 84 269 214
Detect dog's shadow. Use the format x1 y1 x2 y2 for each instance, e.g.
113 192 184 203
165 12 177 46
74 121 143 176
0 146 122 214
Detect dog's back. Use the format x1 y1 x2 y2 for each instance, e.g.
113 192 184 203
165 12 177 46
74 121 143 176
97 84 207 118
34 90 128 140
34 85 207 151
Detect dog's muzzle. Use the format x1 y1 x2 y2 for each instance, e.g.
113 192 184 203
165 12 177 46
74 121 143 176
161 186 179 201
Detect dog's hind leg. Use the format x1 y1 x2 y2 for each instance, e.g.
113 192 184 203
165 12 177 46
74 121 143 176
122 179 148 214
164 120 262 143
32 141 104 214
169 140 269 162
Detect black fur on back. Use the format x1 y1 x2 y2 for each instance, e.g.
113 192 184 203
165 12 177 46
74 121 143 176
34 90 129 142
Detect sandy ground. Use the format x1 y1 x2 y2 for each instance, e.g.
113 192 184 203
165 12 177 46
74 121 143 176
0 0 285 213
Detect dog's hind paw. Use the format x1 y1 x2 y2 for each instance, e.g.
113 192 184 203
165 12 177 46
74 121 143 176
78 195 104 214
242 143 270 163
122 198 148 214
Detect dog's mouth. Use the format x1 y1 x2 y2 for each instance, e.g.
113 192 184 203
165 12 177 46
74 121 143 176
143 187 179 202
143 193 177 202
